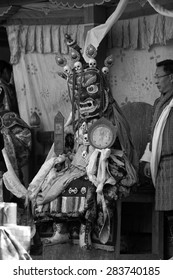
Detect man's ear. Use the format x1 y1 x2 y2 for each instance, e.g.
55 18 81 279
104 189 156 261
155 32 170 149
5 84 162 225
169 74 173 84
169 74 173 83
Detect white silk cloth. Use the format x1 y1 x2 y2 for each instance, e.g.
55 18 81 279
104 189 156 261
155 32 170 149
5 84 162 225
150 98 173 186
83 0 173 63
86 148 116 193
2 148 27 199
86 148 115 245
147 0 173 18
83 0 128 62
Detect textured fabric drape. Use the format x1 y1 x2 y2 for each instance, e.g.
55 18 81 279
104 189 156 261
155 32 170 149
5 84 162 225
6 24 85 65
108 42 173 107
49 0 112 7
83 0 173 61
13 52 71 130
6 15 173 132
108 13 173 50
6 24 84 130
147 0 173 17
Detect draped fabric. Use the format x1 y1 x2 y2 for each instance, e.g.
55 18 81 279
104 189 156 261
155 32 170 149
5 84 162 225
5 15 173 132
13 52 72 130
9 29 173 133
6 24 85 65
6 24 83 131
83 0 128 62
108 43 173 108
108 13 173 50
49 0 112 7
6 14 173 66
147 0 173 17
83 0 173 61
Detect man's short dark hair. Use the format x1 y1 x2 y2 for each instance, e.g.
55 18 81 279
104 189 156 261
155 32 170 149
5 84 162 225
156 59 173 74
0 60 12 77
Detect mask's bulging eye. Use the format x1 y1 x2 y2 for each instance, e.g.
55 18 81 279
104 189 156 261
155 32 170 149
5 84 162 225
87 85 98 94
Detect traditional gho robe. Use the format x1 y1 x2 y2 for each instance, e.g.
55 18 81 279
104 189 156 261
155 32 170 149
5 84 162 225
141 90 173 211
152 90 173 211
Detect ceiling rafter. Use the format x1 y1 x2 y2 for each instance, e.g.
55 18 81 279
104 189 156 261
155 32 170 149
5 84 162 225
0 0 47 8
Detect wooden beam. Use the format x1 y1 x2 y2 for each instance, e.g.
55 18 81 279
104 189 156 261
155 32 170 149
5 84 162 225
0 0 46 7
5 7 84 25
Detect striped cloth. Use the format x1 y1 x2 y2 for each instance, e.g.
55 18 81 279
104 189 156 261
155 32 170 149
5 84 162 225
154 107 173 211
150 98 173 185
155 157 173 211
148 91 173 211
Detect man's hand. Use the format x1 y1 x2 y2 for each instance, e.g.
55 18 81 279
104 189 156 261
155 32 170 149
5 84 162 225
144 162 151 178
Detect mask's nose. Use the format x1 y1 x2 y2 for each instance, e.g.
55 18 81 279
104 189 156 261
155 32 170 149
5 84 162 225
79 90 90 102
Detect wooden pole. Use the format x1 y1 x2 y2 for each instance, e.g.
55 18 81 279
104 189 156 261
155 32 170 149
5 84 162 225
54 111 64 156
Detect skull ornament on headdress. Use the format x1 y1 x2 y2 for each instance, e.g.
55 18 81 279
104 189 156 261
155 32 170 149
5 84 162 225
74 61 83 73
63 65 72 76
56 34 113 127
89 58 97 69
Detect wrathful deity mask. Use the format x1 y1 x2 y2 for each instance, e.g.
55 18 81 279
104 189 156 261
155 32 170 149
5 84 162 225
70 68 110 119
56 34 113 122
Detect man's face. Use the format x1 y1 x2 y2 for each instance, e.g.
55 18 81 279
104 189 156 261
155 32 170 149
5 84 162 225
154 65 173 94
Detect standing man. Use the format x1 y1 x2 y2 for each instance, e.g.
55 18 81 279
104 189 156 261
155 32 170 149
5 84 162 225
0 60 19 114
0 60 31 211
141 59 173 256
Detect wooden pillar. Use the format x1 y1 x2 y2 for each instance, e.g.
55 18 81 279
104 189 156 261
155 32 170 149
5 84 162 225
83 4 108 68
0 172 3 202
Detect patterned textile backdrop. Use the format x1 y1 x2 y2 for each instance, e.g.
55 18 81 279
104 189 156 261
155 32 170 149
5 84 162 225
13 53 72 131
12 42 173 131
108 41 173 107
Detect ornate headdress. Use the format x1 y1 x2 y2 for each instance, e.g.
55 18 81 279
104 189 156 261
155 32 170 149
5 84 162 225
56 34 113 130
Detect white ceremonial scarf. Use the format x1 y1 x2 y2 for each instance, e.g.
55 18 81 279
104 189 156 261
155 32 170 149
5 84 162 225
83 0 173 63
147 0 173 18
83 0 128 62
2 148 27 199
150 97 173 186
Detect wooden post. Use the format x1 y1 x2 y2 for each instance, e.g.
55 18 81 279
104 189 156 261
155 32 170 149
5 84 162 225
0 171 3 202
29 111 41 179
54 111 64 156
